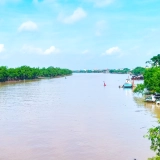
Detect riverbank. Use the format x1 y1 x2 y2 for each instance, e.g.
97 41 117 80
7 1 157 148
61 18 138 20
0 74 71 85
0 66 72 82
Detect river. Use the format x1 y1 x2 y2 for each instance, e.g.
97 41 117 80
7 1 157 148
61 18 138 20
0 73 158 160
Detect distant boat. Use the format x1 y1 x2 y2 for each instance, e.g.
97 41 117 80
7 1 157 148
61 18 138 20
131 75 144 80
123 79 132 88
145 95 156 102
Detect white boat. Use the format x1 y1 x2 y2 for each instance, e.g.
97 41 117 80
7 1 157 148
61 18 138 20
123 79 132 88
145 95 156 102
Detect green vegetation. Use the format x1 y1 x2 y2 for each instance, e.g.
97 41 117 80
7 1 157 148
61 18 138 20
133 84 145 93
145 120 160 160
0 66 72 82
134 54 160 93
131 66 145 75
143 67 160 92
109 68 130 74
146 54 160 67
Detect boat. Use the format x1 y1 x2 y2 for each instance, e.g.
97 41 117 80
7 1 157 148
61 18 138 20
123 79 132 88
154 92 160 98
131 75 143 80
145 95 156 102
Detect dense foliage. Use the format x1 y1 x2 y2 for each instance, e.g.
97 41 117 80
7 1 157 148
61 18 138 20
134 54 160 93
133 84 145 93
0 66 72 82
131 67 145 75
109 68 130 74
143 67 160 92
145 120 160 160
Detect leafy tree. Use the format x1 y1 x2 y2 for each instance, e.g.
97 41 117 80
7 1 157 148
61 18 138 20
131 67 145 75
145 120 160 160
146 54 160 67
134 54 160 93
0 66 8 82
0 66 72 82
133 84 145 93
144 67 160 92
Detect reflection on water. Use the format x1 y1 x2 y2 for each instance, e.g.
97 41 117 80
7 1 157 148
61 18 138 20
123 88 133 97
133 95 160 119
0 74 157 160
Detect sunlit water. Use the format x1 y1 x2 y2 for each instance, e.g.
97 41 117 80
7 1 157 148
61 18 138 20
0 73 158 160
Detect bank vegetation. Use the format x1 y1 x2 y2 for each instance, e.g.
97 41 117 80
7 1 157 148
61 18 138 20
134 54 160 93
0 66 72 82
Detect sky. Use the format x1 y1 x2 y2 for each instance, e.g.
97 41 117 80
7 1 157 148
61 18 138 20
0 0 160 70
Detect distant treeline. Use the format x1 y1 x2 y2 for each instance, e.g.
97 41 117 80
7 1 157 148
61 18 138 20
0 66 72 82
109 67 146 75
73 70 105 73
73 67 146 75
109 68 130 74
131 67 145 75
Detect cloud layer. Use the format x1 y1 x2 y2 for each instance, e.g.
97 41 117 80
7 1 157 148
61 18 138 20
103 47 121 56
22 45 59 55
44 46 60 55
60 8 87 24
0 44 4 52
18 21 38 32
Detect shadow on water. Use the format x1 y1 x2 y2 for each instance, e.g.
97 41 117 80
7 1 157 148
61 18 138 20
0 79 40 88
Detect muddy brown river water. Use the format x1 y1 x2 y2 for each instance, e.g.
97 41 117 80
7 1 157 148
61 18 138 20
0 73 158 160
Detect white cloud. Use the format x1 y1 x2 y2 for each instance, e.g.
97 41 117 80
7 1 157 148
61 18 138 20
0 44 4 53
18 21 38 32
22 45 59 55
87 0 114 7
96 20 106 36
102 46 121 56
44 46 60 55
82 49 89 54
60 8 87 24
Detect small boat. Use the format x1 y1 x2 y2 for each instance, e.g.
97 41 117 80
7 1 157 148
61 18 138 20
131 75 144 80
145 95 156 102
123 79 132 88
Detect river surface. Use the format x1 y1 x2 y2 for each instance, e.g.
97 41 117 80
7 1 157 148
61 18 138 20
0 73 159 160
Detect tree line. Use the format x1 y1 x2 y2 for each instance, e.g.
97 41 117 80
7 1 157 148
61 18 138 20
109 68 130 74
109 67 145 75
0 66 72 82
131 67 145 75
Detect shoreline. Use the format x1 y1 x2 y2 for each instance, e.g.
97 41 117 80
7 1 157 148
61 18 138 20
0 74 71 85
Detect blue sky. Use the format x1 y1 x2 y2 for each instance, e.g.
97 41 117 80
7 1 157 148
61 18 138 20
0 0 160 69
